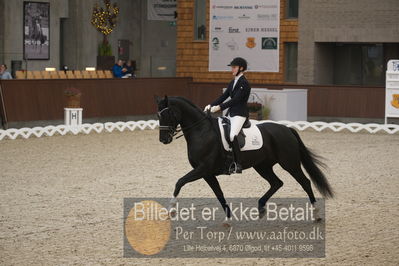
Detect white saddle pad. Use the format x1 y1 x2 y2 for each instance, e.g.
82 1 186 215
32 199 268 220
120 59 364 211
218 117 263 151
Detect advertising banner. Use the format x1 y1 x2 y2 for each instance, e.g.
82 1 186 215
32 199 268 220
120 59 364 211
385 59 399 123
209 0 280 72
148 0 177 21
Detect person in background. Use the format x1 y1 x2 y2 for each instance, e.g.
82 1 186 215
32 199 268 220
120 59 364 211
112 59 127 78
0 64 13 79
123 60 136 78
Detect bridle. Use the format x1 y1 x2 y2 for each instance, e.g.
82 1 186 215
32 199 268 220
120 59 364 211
158 107 179 139
158 107 208 140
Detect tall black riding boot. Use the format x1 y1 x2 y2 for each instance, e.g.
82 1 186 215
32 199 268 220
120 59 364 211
230 136 243 174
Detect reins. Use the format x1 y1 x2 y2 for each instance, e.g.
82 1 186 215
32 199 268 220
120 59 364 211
174 114 209 139
158 107 211 140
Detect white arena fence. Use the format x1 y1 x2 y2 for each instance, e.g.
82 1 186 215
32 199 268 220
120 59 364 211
0 120 398 141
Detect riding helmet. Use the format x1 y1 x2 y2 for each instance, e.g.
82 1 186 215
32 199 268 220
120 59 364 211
227 57 247 71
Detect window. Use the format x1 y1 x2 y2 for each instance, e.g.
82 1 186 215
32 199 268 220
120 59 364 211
333 44 384 86
285 42 298 83
362 45 384 85
194 0 206 40
286 0 298 19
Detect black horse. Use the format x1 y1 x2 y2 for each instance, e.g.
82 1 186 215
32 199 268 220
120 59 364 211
156 96 333 219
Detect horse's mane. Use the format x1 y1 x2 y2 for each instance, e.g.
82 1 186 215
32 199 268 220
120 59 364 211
170 96 206 116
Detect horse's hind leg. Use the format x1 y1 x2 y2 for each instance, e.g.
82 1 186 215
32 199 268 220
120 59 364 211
285 167 316 204
285 167 322 221
276 142 321 220
253 163 284 219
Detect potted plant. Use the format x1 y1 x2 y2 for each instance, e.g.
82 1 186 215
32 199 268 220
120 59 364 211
96 39 115 70
64 87 82 108
247 102 262 120
92 0 119 70
261 95 274 120
99 41 112 56
262 105 271 120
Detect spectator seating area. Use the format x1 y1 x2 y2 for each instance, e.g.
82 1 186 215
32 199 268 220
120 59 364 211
15 70 114 79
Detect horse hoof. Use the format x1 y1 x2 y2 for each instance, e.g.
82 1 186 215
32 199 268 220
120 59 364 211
222 222 231 228
258 208 266 219
169 210 177 218
314 217 322 223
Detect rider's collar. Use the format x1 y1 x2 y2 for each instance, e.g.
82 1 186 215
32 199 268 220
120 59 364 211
234 72 243 80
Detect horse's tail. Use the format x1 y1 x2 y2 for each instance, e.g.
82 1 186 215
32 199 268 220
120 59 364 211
290 128 334 198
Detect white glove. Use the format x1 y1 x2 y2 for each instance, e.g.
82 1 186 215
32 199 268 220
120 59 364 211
210 105 221 113
204 104 211 112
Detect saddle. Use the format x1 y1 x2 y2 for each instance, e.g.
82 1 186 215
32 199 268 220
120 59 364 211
221 117 251 149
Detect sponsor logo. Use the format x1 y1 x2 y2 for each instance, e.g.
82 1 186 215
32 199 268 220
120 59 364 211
261 37 278 50
393 61 399 72
212 15 234 20
212 37 220 51
234 6 253 9
246 37 256 49
212 26 223 32
391 94 399 109
226 39 239 51
238 14 251 19
252 136 260 146
246 27 278 32
228 27 240 33
257 14 278 21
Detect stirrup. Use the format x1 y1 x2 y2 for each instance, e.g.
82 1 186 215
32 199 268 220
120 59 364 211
229 162 242 174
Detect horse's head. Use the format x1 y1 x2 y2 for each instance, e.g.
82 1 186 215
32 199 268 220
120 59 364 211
155 95 181 144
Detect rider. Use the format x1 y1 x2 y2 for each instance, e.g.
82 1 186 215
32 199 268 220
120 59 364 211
204 57 251 174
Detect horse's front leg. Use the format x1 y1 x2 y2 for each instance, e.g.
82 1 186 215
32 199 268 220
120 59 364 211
204 175 231 219
168 166 208 215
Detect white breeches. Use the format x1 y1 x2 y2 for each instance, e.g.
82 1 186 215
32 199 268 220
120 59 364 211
228 115 246 142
